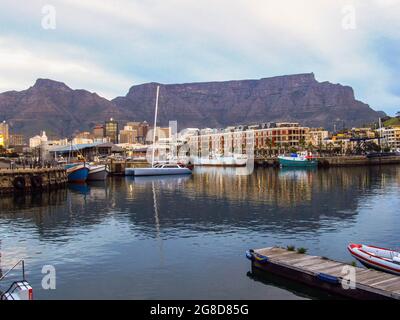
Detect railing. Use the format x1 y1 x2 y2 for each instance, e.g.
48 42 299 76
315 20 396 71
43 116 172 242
0 260 26 299
0 259 25 283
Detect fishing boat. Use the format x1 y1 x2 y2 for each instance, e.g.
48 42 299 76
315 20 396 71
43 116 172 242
348 243 400 275
87 164 108 181
278 152 318 168
64 163 89 183
126 163 192 176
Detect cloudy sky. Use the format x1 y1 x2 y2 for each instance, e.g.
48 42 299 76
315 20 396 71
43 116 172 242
1 0 399 114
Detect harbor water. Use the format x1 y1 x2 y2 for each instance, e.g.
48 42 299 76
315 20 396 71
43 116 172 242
1 166 400 299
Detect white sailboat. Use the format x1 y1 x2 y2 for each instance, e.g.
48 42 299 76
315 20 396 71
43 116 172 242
125 86 192 177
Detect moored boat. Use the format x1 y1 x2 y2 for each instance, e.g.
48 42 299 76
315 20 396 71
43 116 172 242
278 153 318 168
348 243 400 275
192 154 248 167
126 163 192 176
64 163 89 183
87 164 108 181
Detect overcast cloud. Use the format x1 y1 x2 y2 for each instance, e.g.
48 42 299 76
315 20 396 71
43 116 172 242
0 0 399 114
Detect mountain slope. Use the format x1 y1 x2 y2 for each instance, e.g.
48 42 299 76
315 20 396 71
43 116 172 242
0 73 384 138
0 79 126 137
113 73 382 130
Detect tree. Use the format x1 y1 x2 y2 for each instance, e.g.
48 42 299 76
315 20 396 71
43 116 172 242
299 138 306 151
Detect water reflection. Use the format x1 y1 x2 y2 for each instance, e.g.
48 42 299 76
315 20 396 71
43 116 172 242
0 166 399 299
1 166 400 238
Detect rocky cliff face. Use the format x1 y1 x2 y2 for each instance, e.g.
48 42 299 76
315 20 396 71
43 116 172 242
0 73 383 138
0 79 126 138
113 73 381 131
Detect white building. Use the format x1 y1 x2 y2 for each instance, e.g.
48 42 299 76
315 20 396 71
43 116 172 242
377 126 400 150
29 131 48 148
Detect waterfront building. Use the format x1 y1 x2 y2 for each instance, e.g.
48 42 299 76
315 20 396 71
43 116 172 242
104 118 119 144
377 126 400 150
0 121 9 148
49 142 120 161
120 125 138 144
307 128 329 147
189 122 310 157
145 126 172 144
351 127 377 139
126 121 149 144
29 131 48 148
73 132 94 145
9 134 25 147
92 124 104 139
72 137 94 145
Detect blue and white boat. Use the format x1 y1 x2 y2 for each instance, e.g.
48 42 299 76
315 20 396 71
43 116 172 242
64 163 89 183
278 152 318 168
87 164 108 181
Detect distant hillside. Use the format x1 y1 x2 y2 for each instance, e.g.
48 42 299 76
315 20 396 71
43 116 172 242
0 73 385 137
113 73 384 131
383 117 400 127
0 79 132 138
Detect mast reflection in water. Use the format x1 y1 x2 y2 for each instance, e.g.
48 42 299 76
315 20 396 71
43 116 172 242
0 166 399 299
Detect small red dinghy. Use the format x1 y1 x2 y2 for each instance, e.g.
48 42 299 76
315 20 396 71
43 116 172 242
348 243 400 275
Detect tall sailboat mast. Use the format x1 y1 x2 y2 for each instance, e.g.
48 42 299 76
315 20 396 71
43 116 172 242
151 85 160 167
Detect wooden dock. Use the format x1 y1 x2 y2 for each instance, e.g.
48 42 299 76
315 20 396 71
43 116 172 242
0 168 67 194
247 247 400 300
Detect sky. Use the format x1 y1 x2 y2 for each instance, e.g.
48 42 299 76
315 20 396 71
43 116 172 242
0 0 399 115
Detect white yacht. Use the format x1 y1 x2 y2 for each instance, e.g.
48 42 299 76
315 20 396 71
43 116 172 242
192 153 248 167
126 163 192 176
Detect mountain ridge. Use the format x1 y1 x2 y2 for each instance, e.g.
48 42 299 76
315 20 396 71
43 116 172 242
0 73 385 138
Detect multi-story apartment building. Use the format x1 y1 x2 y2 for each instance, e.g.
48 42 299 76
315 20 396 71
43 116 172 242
92 124 104 140
188 122 311 157
307 128 329 147
378 126 400 150
126 121 149 144
119 125 138 144
9 134 25 146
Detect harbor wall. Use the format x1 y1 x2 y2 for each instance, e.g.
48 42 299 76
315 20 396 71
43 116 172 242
255 156 400 167
0 168 67 194
317 156 400 167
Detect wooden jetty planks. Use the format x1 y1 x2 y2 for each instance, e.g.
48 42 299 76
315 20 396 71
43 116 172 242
250 247 400 300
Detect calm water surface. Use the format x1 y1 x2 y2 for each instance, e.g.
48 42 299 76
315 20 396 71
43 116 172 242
1 166 400 299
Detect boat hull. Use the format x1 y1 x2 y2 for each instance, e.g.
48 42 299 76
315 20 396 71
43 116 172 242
87 165 108 181
65 164 89 183
348 243 400 276
192 156 247 167
278 157 318 167
126 167 192 176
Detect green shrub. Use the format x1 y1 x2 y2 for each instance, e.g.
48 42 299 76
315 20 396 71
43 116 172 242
297 247 308 254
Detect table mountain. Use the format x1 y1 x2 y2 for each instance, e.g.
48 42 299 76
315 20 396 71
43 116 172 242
113 73 383 131
0 73 384 138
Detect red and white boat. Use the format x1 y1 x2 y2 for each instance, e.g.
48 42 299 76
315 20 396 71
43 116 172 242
348 243 400 275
